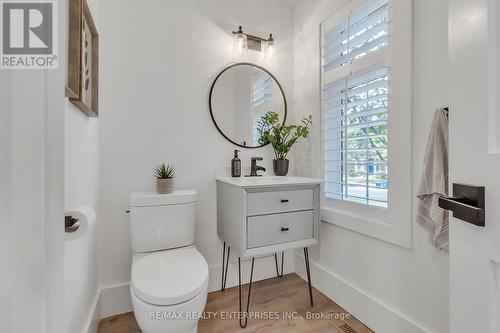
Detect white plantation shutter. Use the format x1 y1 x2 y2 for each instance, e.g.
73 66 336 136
322 0 389 207
252 75 273 106
322 0 389 76
323 66 388 206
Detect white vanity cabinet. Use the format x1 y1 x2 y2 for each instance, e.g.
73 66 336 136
216 177 321 257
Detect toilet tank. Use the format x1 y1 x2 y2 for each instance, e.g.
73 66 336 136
129 190 197 253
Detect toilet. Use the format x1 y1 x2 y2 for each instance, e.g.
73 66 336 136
129 190 208 333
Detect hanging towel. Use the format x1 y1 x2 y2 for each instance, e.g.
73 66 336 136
417 108 449 251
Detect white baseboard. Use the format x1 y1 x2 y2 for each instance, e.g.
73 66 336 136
293 253 435 333
99 283 133 318
83 282 134 333
82 290 101 333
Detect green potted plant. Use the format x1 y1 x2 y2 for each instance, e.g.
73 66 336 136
154 163 175 194
257 112 312 176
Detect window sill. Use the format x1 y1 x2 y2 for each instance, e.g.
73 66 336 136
320 206 411 248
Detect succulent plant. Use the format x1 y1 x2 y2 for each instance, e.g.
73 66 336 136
154 163 175 179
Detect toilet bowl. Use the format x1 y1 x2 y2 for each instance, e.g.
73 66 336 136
131 247 208 333
129 190 208 333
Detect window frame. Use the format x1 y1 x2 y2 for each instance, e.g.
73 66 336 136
320 0 412 247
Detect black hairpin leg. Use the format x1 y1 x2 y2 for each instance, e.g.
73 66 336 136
274 251 284 277
304 247 314 307
238 257 255 328
221 241 230 291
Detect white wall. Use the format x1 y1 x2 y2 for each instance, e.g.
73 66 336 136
64 104 100 333
0 3 66 333
64 0 100 331
98 0 295 312
292 0 449 333
0 71 66 333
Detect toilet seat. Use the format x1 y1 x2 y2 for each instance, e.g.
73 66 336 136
131 247 208 306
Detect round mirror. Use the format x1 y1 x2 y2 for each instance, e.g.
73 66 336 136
209 63 287 148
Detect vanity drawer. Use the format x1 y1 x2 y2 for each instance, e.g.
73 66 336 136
247 210 313 248
247 188 313 215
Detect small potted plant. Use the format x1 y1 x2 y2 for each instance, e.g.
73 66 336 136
257 112 312 176
154 163 175 194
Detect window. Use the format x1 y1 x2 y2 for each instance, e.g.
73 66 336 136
323 66 389 207
252 73 274 145
322 0 389 207
320 0 412 247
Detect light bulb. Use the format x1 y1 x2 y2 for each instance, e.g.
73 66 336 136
267 44 274 58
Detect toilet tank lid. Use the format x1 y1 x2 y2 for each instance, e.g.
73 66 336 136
130 190 197 207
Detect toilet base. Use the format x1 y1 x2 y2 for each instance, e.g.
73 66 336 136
131 285 207 333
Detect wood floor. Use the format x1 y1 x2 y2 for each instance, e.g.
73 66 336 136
98 274 374 333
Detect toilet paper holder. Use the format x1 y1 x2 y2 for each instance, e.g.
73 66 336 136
65 215 80 233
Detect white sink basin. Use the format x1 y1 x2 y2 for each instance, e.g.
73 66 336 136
216 175 322 188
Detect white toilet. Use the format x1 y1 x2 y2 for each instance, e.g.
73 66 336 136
129 190 208 333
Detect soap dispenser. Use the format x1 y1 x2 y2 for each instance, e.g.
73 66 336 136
231 150 241 177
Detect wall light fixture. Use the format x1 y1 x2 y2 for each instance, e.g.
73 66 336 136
232 26 275 60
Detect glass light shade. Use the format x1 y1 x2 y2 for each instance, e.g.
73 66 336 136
265 40 275 61
233 33 248 55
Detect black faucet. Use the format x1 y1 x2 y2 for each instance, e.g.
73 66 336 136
246 157 266 177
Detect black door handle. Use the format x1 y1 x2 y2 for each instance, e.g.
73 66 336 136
281 227 289 232
438 183 485 226
281 199 289 203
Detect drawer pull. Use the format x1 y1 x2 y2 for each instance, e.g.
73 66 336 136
281 199 289 203
281 227 290 232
